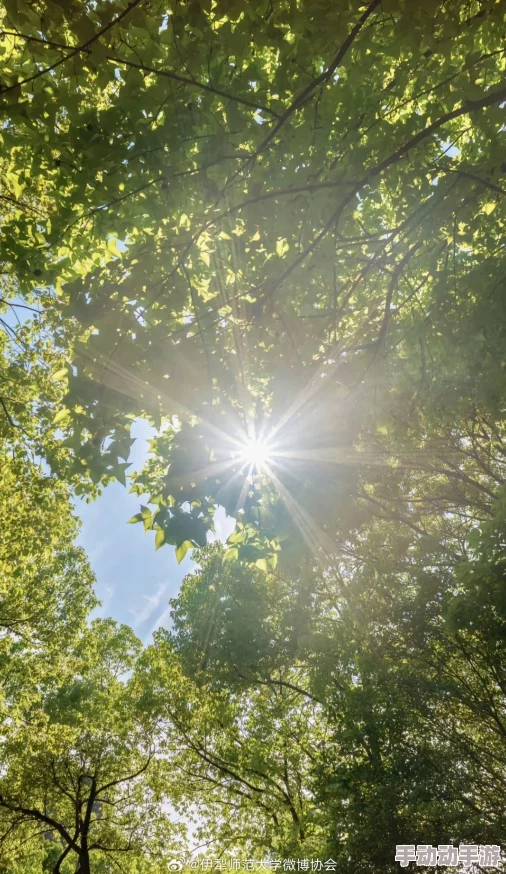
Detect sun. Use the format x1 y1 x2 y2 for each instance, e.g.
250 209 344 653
241 439 272 471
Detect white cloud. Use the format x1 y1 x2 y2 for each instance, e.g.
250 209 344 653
144 603 173 644
130 582 168 627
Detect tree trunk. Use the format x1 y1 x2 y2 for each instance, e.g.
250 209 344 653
75 850 91 874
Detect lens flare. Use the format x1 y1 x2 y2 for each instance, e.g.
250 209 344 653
241 439 272 470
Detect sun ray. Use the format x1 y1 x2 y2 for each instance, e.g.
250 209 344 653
263 461 335 567
231 463 255 517
82 345 457 558
78 349 246 451
164 457 240 490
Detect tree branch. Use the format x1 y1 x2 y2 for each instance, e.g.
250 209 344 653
97 753 153 794
0 796 79 852
1 30 280 118
252 0 383 156
0 0 144 96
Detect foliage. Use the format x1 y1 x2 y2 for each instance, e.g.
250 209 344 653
0 0 505 561
0 425 181 873
146 539 506 872
0 620 183 874
0 442 97 724
137 608 328 858
2 0 506 870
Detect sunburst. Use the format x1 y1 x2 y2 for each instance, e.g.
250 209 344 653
239 438 273 472
82 352 374 564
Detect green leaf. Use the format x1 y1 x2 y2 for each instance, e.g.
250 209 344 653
53 408 71 425
154 528 166 550
52 367 69 381
175 539 193 563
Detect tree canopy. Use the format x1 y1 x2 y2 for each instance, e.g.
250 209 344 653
0 619 183 874
1 0 505 562
1 0 506 871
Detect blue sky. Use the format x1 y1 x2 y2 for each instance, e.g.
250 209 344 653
76 418 235 643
